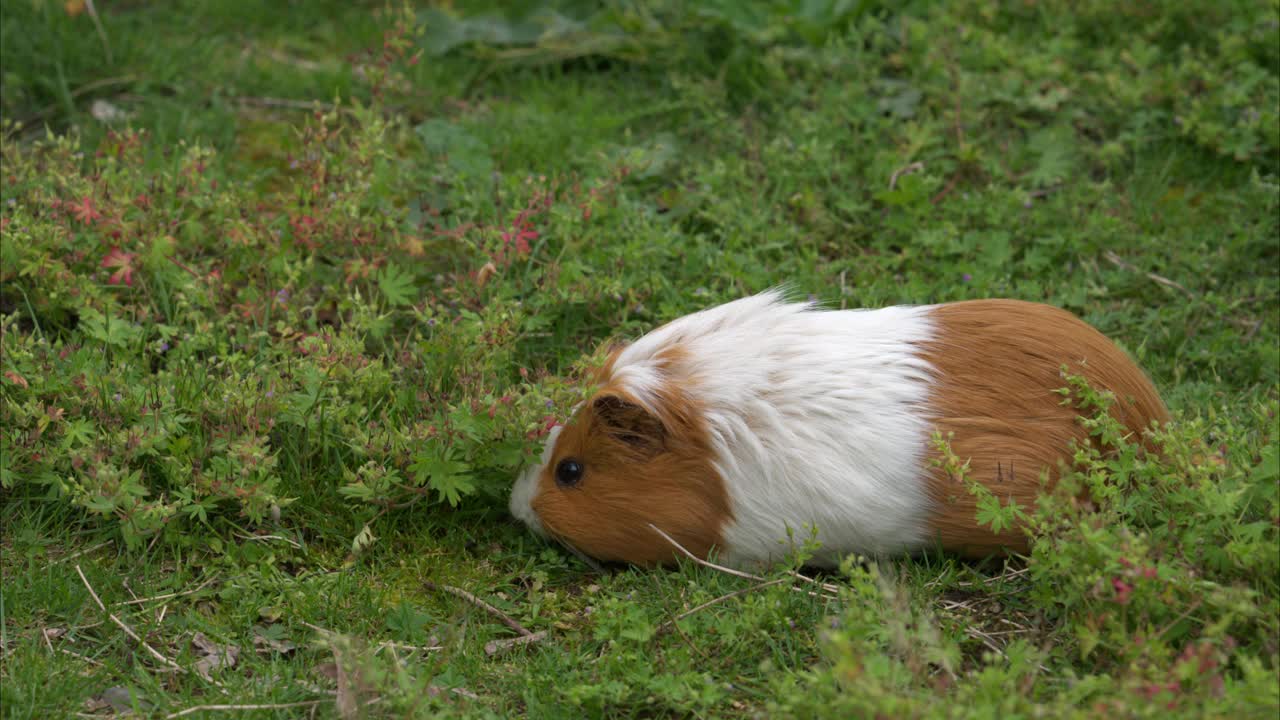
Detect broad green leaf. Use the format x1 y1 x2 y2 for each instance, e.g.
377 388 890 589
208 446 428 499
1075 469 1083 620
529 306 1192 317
377 263 416 307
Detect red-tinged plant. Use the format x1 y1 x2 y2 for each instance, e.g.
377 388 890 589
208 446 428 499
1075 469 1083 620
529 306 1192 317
100 247 136 286
68 195 103 225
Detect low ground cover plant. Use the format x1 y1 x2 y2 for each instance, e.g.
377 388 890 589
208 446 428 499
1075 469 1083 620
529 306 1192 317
1 1 1276 717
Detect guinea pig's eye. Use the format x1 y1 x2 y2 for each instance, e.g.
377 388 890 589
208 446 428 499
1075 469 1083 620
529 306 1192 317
555 458 584 488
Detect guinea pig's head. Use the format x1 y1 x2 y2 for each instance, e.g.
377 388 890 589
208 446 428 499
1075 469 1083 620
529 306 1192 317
508 361 732 567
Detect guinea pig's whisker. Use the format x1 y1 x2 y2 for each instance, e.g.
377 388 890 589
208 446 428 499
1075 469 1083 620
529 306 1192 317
549 532 605 573
648 523 762 581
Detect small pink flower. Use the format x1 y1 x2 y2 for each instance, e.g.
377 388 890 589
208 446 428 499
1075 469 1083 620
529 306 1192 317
1111 578 1133 604
501 222 537 255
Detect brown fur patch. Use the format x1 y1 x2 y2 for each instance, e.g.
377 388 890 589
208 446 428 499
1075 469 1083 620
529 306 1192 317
921 300 1169 557
531 347 732 567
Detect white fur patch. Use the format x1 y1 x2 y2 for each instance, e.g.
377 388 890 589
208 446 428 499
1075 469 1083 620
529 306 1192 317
509 425 561 538
611 290 937 568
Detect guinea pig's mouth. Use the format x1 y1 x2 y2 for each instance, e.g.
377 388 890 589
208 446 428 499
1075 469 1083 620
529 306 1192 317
509 466 607 572
509 425 607 570
546 531 607 573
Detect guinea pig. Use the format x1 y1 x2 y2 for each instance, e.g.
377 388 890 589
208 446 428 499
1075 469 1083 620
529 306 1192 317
509 290 1168 569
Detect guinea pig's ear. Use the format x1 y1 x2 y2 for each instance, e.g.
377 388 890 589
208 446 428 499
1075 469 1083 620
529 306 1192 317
592 393 666 455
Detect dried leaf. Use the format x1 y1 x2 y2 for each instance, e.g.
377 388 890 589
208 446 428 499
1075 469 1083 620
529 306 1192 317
90 99 128 124
332 646 357 720
87 685 151 713
251 624 298 655
427 685 480 700
191 631 239 680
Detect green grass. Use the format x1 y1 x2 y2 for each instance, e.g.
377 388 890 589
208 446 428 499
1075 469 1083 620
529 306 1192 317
2 0 1278 717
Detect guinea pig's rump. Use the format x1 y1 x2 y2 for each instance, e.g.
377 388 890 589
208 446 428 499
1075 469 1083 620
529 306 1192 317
918 300 1169 557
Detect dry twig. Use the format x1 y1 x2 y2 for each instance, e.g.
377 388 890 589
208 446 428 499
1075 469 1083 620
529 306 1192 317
59 647 105 667
1103 250 1194 298
50 541 112 566
75 564 187 675
423 581 535 637
965 626 1006 657
372 640 443 655
930 173 962 205
83 0 113 64
116 575 219 607
889 162 925 190
233 96 340 113
166 700 325 719
483 631 549 656
786 570 842 596
234 533 303 549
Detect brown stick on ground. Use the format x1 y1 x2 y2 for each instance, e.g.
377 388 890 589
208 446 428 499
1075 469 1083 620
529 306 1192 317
116 575 219 606
423 581 535 637
483 631 549 656
1103 250 1194 298
75 564 187 675
165 701 325 719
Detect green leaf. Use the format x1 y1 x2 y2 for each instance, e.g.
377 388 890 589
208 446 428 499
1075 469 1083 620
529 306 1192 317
84 495 116 514
377 263 416 307
875 79 922 120
337 481 375 501
60 418 96 449
79 307 142 348
1025 126 1077 188
420 8 544 57
975 494 1010 533
409 446 475 507
447 406 489 442
1252 444 1278 483
386 602 432 642
414 119 493 180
